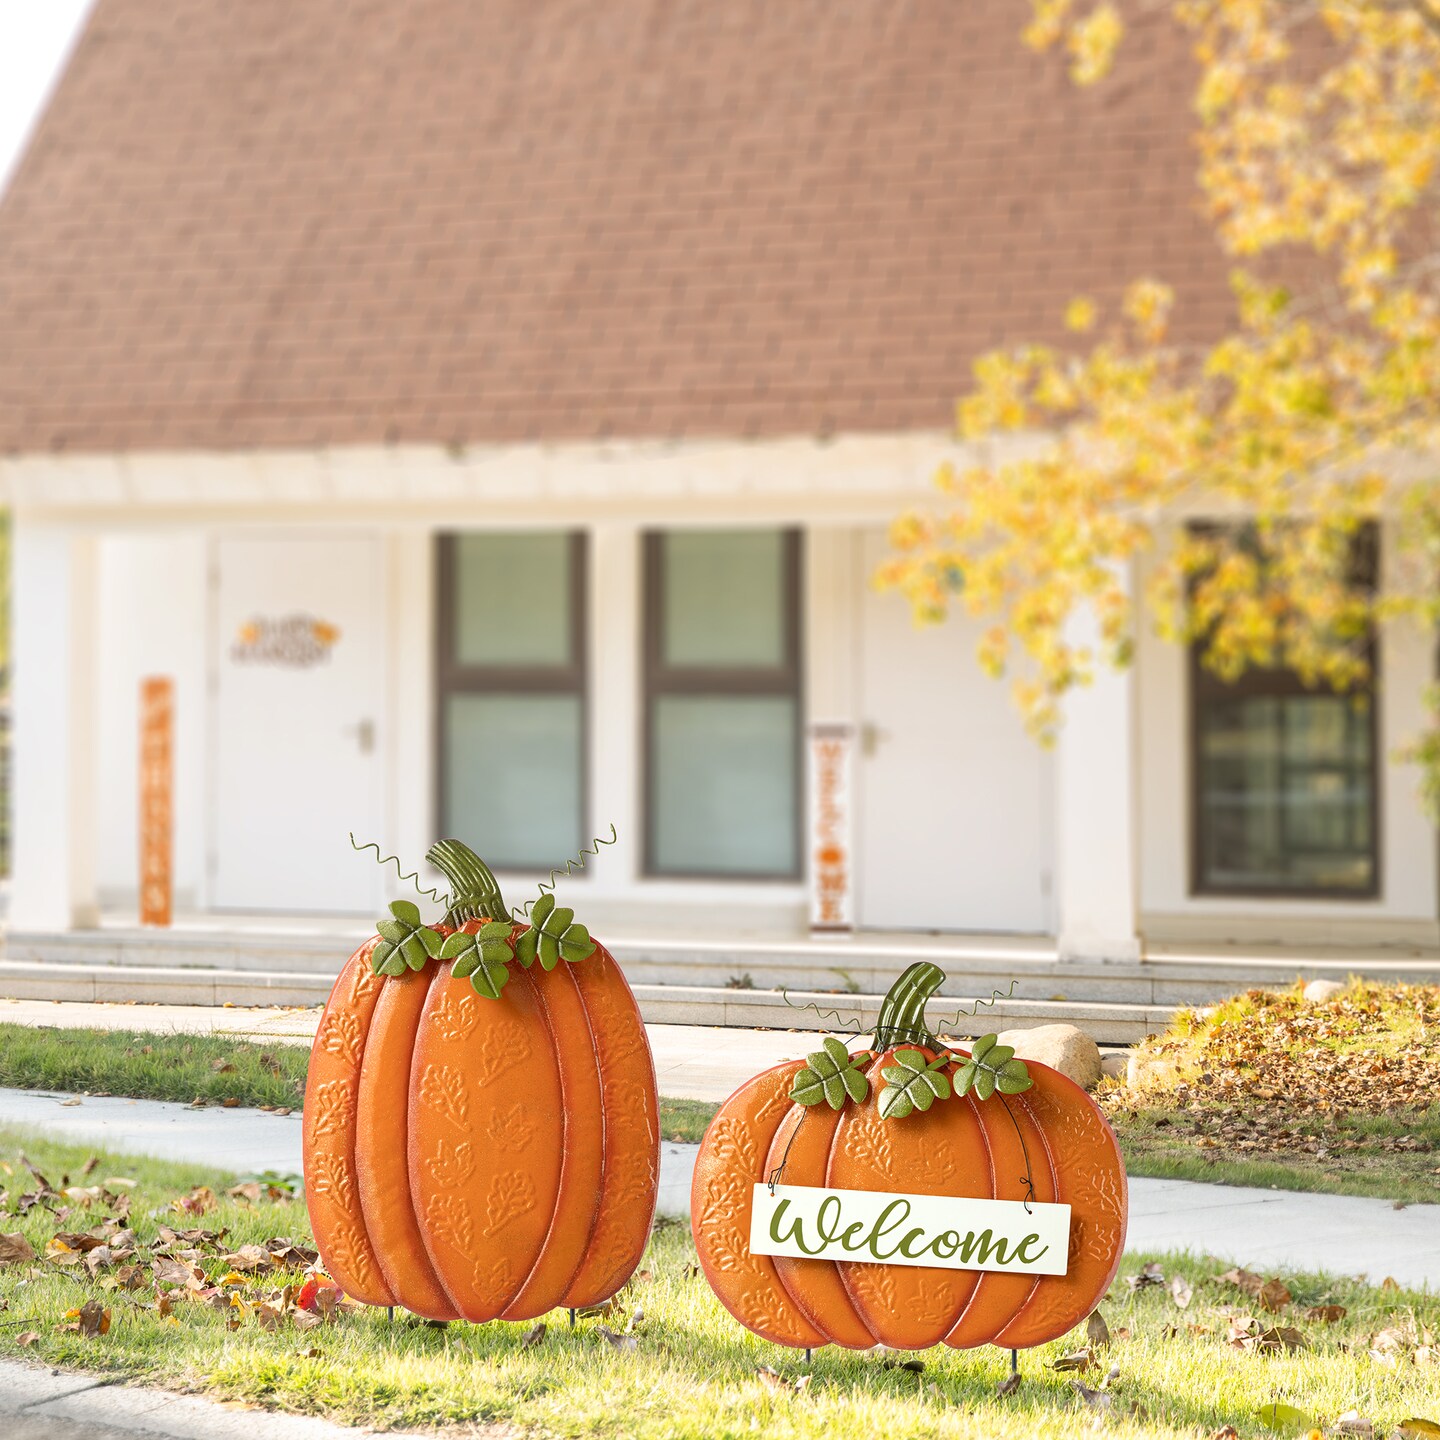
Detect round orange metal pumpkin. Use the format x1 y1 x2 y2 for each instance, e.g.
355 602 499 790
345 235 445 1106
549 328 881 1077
303 839 659 1322
691 963 1126 1350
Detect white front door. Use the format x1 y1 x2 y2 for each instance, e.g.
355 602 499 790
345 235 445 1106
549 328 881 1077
212 534 384 913
855 530 1051 933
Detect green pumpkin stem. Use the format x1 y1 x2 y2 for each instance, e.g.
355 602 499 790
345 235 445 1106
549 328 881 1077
872 961 947 1051
426 838 508 928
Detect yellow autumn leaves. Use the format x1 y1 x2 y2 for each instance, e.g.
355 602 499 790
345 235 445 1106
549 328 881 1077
880 0 1440 780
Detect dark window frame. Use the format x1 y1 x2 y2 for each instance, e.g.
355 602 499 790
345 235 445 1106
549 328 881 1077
641 528 805 881
1187 525 1381 901
433 531 589 873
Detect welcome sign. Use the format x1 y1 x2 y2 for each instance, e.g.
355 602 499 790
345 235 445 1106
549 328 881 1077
750 1184 1071 1276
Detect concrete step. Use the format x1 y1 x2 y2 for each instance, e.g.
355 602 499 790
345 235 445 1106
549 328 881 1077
8 925 1440 1005
0 956 1230 1045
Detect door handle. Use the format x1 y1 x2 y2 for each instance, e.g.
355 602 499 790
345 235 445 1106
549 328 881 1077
345 718 376 755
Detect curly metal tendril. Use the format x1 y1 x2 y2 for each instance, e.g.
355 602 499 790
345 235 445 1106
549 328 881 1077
348 832 445 905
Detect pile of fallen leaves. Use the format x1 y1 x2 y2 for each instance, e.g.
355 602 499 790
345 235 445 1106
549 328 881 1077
1102 982 1440 1166
1048 1259 1437 1438
0 1152 344 1348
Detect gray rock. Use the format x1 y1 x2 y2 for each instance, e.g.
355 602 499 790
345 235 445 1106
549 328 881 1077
995 1023 1103 1091
1100 1052 1130 1082
1302 979 1346 1004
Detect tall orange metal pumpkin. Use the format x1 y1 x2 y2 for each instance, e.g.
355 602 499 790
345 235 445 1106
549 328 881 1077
691 963 1126 1350
304 839 659 1322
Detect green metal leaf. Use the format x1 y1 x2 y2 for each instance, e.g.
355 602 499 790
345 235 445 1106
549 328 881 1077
480 938 513 966
986 1044 1016 1068
379 952 407 977
419 926 445 959
389 899 422 926
468 958 510 1000
543 905 575 937
877 1049 952 1121
530 892 556 931
371 939 397 974
996 1058 1033 1094
972 1068 996 1101
401 935 428 970
877 1084 915 1120
822 1074 845 1108
971 1034 998 1063
558 922 593 963
790 1067 827 1106
451 947 481 979
954 1060 978 1096
841 1065 868 1102
478 920 512 942
821 1037 851 1066
515 928 539 969
376 919 408 945
440 932 471 960
538 931 561 970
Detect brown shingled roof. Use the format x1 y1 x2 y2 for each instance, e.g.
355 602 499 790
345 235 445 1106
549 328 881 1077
0 0 1233 455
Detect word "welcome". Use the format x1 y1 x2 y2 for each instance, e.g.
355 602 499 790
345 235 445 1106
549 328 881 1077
750 1184 1071 1276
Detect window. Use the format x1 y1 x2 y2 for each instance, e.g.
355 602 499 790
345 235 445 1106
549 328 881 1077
643 529 802 878
1190 529 1378 898
435 532 586 870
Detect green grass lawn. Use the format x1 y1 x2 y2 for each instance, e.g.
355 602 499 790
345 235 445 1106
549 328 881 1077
0 1023 309 1111
1102 982 1440 1207
0 1128 1437 1438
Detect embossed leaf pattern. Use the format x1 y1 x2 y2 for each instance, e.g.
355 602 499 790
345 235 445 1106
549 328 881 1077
308 1081 354 1137
370 899 445 977
419 1064 469 1126
486 1171 537 1233
878 1048 953 1120
425 1194 474 1251
318 1010 362 1065
427 1138 476 1188
486 1104 537 1152
306 1150 353 1207
429 986 480 1042
472 1019 531 1088
955 1033 1033 1101
790 1037 871 1109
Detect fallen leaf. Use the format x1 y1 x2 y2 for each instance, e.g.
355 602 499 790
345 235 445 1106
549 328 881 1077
1256 1325 1307 1353
1258 1277 1291 1312
1372 1326 1409 1352
1397 1422 1440 1438
1381 1277 1400 1292
0 1234 36 1266
1329 1411 1374 1437
996 1372 1021 1398
1219 1266 1264 1297
756 1366 790 1390
1086 1309 1111 1348
1170 1275 1194 1309
520 1322 546 1349
60 1300 111 1338
1071 1379 1114 1414
1051 1347 1094 1372
1209 1428 1240 1440
597 1325 637 1352
1256 1401 1313 1432
13 1330 40 1348
295 1346 320 1358
1304 1304 1346 1323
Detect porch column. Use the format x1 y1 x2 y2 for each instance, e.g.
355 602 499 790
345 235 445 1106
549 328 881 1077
9 520 100 930
1054 585 1140 962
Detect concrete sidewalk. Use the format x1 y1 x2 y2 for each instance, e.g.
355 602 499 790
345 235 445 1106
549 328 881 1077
0 1360 421 1439
2 1086 1436 1291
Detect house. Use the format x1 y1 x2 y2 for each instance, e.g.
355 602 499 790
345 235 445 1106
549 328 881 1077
0 0 1435 1007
